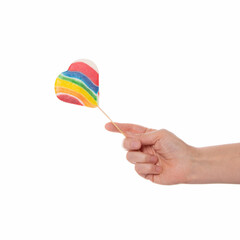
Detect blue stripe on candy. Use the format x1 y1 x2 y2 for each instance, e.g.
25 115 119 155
62 71 99 94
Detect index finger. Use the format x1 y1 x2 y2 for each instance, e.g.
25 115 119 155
105 122 149 134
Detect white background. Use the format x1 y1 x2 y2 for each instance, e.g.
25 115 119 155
0 0 240 239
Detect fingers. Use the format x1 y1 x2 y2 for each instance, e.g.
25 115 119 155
122 130 166 150
133 129 170 145
123 138 141 150
126 151 158 164
126 151 161 181
138 174 155 182
137 130 162 145
105 122 168 147
105 122 148 134
135 163 162 175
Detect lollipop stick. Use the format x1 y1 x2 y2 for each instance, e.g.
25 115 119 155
97 106 125 136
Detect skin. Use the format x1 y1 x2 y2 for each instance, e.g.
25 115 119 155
105 122 240 185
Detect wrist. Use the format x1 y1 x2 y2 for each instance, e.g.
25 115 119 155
189 148 213 183
187 146 223 184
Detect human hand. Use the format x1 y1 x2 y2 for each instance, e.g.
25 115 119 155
105 123 196 185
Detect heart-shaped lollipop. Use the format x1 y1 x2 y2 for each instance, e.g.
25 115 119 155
55 59 124 135
55 59 99 107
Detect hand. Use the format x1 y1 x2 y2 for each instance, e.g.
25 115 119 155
105 123 196 185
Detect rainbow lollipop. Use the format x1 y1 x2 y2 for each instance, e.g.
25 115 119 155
55 59 124 135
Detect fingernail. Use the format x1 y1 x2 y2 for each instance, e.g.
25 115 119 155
150 156 158 163
131 140 140 149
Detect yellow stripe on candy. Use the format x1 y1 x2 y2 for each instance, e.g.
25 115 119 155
55 78 98 106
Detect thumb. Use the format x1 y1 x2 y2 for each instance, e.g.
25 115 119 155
127 130 161 146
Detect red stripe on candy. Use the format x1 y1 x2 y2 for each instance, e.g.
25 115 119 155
68 62 99 86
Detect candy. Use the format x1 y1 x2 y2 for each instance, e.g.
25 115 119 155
55 59 125 136
55 59 99 108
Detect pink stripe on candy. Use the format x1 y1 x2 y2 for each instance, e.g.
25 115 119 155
68 62 99 86
57 93 84 106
